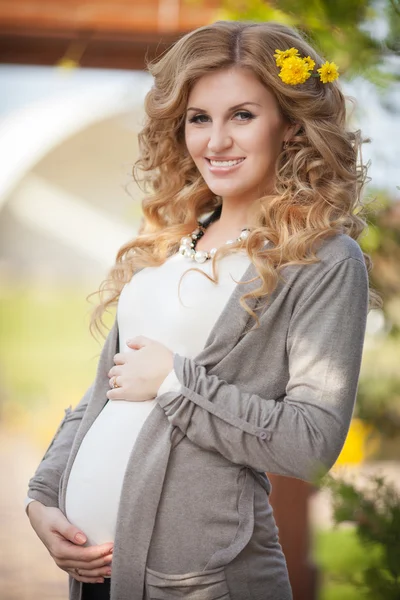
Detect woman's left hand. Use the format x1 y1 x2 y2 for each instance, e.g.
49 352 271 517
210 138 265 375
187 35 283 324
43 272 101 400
107 336 174 402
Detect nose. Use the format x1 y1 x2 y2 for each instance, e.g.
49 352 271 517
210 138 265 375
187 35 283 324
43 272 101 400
207 123 233 153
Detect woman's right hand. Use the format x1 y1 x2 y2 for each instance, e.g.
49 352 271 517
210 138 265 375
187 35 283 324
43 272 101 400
27 501 114 584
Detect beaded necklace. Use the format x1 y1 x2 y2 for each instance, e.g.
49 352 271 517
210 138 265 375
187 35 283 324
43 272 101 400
179 205 251 263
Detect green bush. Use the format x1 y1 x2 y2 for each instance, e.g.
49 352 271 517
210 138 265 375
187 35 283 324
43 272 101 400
319 474 400 599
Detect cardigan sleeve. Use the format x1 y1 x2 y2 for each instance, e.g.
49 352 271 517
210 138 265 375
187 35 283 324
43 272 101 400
156 257 369 482
27 384 92 508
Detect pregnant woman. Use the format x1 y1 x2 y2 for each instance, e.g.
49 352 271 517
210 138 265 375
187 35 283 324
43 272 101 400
27 20 372 600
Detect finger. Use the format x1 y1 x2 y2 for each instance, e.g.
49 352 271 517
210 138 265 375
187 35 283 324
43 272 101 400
53 540 114 563
66 568 105 584
108 375 121 389
113 353 126 365
58 553 113 570
108 366 122 379
73 565 112 578
52 513 88 546
106 387 126 400
126 336 148 349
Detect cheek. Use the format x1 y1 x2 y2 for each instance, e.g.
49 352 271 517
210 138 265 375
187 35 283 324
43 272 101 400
184 129 204 161
246 122 284 162
230 123 264 152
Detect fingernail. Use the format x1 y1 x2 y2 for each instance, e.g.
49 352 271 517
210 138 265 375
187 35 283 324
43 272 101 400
75 533 86 544
106 569 112 576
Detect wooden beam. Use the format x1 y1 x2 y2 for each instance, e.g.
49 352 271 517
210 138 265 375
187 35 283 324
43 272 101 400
0 0 220 68
0 27 182 69
0 0 220 34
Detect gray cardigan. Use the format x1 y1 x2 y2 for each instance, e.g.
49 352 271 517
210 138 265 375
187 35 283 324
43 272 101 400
28 233 369 600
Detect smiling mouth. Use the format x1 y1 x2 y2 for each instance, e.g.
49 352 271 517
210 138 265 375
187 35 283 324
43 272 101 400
205 158 246 167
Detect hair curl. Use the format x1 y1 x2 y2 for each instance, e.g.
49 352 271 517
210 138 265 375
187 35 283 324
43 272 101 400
91 20 377 336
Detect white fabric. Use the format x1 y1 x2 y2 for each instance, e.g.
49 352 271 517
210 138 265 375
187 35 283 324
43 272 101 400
64 250 251 545
157 366 182 396
24 497 37 513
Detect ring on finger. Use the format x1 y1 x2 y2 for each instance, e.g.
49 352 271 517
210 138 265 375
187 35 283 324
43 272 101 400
112 376 120 389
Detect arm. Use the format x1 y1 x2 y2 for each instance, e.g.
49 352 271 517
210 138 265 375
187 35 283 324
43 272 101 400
157 257 369 481
27 385 116 584
27 384 92 507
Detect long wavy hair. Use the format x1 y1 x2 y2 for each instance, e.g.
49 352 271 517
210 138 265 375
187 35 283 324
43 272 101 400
91 20 376 335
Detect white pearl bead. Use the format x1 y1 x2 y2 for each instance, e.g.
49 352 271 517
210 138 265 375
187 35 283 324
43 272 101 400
181 222 253 261
194 250 208 263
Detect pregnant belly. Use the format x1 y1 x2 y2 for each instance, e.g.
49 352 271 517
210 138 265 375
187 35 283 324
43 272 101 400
65 399 157 545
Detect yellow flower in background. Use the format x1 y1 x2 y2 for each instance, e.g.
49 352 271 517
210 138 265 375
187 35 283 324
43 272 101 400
56 58 79 72
278 55 312 85
303 56 316 71
317 61 339 83
333 418 379 467
274 47 300 67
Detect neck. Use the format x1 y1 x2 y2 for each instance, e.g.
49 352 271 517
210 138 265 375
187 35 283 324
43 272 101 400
208 199 254 234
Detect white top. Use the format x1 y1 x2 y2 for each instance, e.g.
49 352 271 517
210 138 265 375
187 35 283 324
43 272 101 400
64 249 251 545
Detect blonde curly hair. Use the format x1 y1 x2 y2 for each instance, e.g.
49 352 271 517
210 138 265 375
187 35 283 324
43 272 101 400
91 19 375 335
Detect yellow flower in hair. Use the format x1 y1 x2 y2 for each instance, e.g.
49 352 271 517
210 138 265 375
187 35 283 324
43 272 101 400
303 56 315 71
274 47 300 67
317 61 339 83
278 56 312 85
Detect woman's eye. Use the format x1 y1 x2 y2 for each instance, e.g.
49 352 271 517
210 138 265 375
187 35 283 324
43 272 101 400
188 114 210 124
187 111 255 124
234 111 255 121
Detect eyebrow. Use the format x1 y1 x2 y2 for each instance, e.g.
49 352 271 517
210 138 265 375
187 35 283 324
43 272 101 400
186 102 261 113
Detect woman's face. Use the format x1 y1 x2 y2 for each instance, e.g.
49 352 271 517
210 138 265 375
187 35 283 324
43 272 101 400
185 67 292 203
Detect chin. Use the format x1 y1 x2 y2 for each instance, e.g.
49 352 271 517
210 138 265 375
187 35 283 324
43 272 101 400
205 182 254 199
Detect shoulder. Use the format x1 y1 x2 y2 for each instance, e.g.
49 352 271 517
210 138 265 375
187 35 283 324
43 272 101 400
312 234 368 290
277 233 368 302
315 233 365 267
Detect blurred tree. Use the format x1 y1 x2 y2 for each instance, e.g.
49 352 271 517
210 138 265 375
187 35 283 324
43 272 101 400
357 377 400 442
321 473 400 600
361 191 400 318
214 0 400 84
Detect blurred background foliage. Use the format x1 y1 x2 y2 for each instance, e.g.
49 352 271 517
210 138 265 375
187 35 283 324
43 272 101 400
0 287 115 445
219 0 400 84
318 474 400 600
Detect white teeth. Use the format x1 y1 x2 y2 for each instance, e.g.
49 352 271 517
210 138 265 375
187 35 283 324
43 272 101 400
209 159 244 167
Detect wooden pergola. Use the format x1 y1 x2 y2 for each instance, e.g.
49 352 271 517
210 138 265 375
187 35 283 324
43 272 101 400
0 0 220 68
0 2 319 598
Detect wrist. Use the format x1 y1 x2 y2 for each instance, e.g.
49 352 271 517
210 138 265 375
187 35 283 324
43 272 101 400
159 352 174 387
